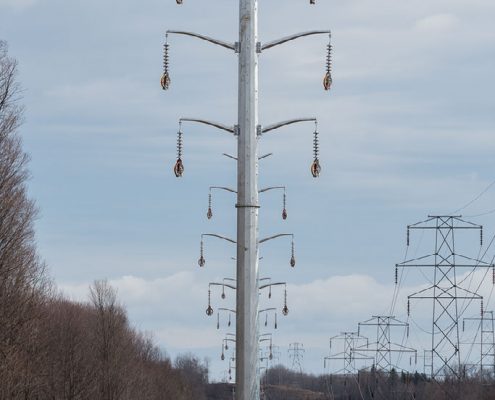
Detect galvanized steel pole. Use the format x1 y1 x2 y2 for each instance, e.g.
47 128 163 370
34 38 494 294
236 0 260 399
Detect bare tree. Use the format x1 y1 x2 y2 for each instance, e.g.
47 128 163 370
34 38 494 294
0 39 51 400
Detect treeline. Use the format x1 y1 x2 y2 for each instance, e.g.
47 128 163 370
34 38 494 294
262 365 495 400
0 40 209 400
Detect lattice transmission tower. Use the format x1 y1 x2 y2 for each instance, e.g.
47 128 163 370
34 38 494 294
288 342 305 373
161 1 332 398
397 215 494 379
324 332 372 375
463 310 495 379
355 316 416 372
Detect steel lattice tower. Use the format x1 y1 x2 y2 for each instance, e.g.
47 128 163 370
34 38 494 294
324 332 372 375
288 342 305 373
355 316 416 372
397 215 493 379
463 310 495 379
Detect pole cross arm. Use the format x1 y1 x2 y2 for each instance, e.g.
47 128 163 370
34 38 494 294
259 282 286 290
261 30 331 51
210 282 237 291
202 233 236 244
167 30 236 51
259 233 293 244
260 118 317 135
180 118 236 135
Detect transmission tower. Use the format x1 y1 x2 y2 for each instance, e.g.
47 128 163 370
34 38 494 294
324 332 373 375
355 316 416 372
162 1 331 398
397 215 493 379
463 310 495 379
288 342 305 373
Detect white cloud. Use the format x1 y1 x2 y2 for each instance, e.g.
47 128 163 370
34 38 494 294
415 13 460 33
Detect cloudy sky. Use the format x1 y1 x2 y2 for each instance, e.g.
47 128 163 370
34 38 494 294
1 0 495 380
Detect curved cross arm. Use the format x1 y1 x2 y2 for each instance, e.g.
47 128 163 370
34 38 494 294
167 30 235 51
222 153 237 160
202 233 236 244
180 118 235 134
209 282 237 290
259 233 293 244
261 118 317 135
261 30 331 51
218 307 236 313
259 282 286 290
259 186 285 193
210 186 237 193
259 307 276 314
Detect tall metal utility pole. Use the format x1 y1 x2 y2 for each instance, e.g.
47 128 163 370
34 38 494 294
162 2 331 399
236 5 260 397
355 315 416 372
397 215 493 379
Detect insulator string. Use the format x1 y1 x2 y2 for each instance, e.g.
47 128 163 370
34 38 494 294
207 192 213 219
323 34 332 91
290 240 296 267
161 34 171 90
282 192 288 220
206 289 213 316
311 122 321 178
198 240 205 267
174 123 184 177
282 287 289 316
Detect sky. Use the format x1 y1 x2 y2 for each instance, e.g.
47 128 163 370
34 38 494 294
1 0 495 381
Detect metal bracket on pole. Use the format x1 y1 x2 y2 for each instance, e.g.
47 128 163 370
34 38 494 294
260 118 317 136
167 30 236 51
261 30 331 51
180 118 236 135
259 233 294 244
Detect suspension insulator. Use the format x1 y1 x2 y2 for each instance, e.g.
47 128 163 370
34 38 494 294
395 265 398 285
216 313 219 329
481 300 484 316
311 127 321 178
290 241 296 267
407 227 410 246
310 0 315 4
480 228 483 246
462 320 465 332
228 314 231 327
282 208 288 220
323 39 332 91
493 265 495 285
206 289 213 316
407 299 410 316
176 0 183 4
283 289 289 315
275 314 278 329
198 241 205 267
161 39 171 90
207 193 213 219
